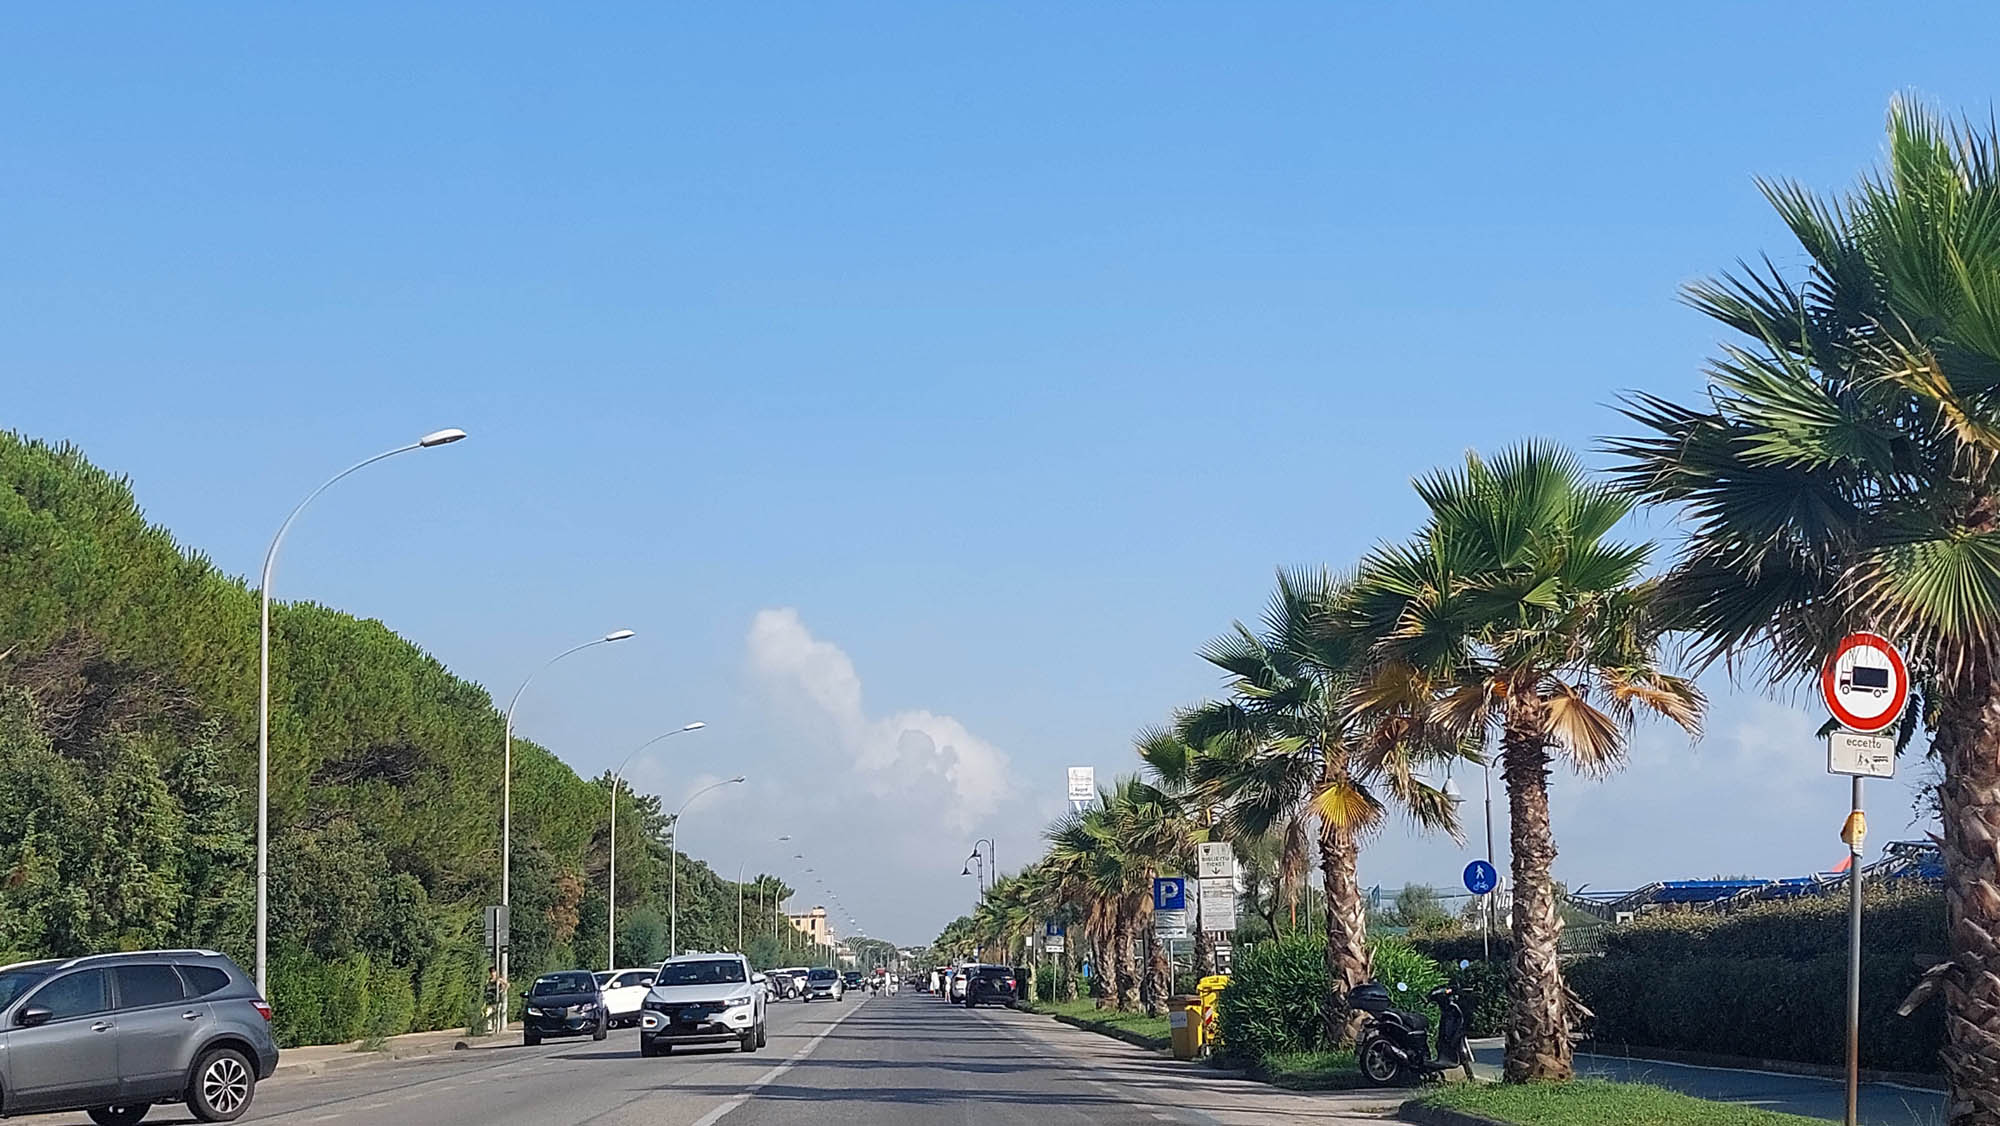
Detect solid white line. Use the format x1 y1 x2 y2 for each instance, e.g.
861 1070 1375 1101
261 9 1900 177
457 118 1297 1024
687 1000 866 1126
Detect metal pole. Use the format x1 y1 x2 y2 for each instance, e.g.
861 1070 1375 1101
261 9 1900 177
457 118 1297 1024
738 860 745 953
670 777 744 955
607 778 618 970
499 630 634 1029
255 433 460 996
1846 776 1864 1126
1483 760 1495 962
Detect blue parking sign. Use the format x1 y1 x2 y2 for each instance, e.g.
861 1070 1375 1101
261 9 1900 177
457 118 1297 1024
1153 877 1186 912
1463 860 1498 896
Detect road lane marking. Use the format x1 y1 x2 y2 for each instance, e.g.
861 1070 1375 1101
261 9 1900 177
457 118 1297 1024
687 1000 866 1126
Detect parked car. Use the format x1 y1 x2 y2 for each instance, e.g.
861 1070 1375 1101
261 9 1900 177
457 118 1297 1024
594 968 657 1028
521 970 608 1046
963 965 1018 1008
638 953 767 1057
0 948 279 1124
771 968 808 1000
802 967 843 1002
948 968 969 1002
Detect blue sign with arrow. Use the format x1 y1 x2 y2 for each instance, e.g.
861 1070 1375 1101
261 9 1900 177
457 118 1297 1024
1463 860 1498 896
1153 877 1186 912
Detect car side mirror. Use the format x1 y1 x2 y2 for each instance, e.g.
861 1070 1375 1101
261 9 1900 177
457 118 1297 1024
519 991 529 1000
753 973 767 984
16 1005 53 1028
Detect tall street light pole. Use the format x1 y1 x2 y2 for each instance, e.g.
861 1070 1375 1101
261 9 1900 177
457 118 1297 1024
607 722 706 969
670 776 746 954
256 427 467 995
743 835 790 957
499 628 636 1028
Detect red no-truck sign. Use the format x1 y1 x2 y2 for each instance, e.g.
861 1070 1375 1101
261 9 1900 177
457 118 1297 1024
1820 632 1909 734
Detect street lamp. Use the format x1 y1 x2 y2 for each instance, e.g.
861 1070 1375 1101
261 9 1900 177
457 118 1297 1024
670 776 746 953
606 722 706 969
965 837 994 894
498 627 636 1026
745 835 791 957
255 427 467 995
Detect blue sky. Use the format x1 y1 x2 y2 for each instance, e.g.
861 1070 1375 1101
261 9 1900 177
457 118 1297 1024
4 3 1986 942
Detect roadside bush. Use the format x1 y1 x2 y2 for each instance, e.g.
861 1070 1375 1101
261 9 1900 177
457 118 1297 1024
1218 932 1449 1062
1217 932 1328 1060
1568 884 1944 1072
1443 957 1507 1037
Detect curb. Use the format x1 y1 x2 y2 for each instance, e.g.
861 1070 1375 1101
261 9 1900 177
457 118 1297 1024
277 1033 502 1078
1398 1100 1512 1126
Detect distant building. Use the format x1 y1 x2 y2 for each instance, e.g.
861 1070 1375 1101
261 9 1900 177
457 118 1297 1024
786 905 834 946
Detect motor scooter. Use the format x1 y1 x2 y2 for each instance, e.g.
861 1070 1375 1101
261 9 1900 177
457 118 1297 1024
1351 979 1474 1086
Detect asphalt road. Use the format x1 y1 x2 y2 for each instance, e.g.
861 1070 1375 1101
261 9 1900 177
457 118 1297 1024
23 991 1403 1126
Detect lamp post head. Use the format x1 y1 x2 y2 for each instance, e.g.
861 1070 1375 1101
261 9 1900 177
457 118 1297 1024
603 629 637 643
418 428 468 447
961 865 972 877
730 776 746 783
682 721 708 731
1442 777 1463 803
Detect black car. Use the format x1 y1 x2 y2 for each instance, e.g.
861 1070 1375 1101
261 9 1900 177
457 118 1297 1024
963 965 1018 1008
521 970 608 1046
841 971 864 994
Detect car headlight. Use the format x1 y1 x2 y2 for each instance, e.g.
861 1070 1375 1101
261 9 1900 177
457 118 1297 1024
526 1007 544 1016
725 995 752 1009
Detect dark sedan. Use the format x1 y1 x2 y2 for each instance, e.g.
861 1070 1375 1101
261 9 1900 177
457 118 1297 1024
521 970 609 1046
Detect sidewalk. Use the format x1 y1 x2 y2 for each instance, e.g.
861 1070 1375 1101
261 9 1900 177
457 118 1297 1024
275 1026 507 1078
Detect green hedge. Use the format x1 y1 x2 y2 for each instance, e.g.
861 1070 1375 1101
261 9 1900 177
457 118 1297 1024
1567 884 1943 1072
1217 932 1447 1061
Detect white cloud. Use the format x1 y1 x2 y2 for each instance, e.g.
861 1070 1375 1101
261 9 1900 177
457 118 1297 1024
745 607 1014 831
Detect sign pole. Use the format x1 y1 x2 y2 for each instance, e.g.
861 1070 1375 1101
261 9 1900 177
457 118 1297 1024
1844 775 1863 1126
1818 629 1903 1126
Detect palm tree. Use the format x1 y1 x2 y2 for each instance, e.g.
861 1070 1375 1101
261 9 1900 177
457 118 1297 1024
1350 441 1702 1082
1609 101 2000 1121
1182 568 1463 1044
1135 728 1222 976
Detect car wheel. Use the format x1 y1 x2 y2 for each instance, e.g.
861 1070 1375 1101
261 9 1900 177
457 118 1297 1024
757 1021 768 1048
740 1029 757 1053
186 1046 256 1123
593 1017 608 1042
640 1038 658 1058
89 1107 151 1126
524 1030 542 1046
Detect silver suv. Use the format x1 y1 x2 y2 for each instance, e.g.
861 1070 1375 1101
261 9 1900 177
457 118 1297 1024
0 949 279 1124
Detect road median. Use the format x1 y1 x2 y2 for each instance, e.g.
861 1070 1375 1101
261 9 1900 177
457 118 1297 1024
1017 999 1172 1051
276 1027 506 1078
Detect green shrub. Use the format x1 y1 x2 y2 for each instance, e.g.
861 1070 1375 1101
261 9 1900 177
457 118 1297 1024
1568 884 1944 1072
365 961 416 1039
1367 937 1449 1047
1444 957 1507 1037
1217 932 1330 1060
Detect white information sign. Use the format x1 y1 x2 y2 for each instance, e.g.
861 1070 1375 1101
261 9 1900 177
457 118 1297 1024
1154 909 1188 940
1044 934 1065 953
1067 766 1096 803
1829 730 1896 779
1197 841 1235 881
1199 881 1238 931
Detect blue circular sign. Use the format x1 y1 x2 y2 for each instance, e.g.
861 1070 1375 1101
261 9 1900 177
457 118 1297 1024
1463 860 1498 895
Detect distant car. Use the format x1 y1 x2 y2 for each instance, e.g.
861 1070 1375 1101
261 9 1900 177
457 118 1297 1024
522 970 608 1046
802 967 843 1002
963 965 1018 1008
595 968 657 1028
0 948 278 1125
774 968 810 1000
949 967 969 1001
638 953 767 1057
841 971 864 994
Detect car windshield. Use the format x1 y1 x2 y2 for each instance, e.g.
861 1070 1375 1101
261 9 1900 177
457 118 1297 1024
808 968 837 980
655 960 745 986
0 966 53 1009
593 972 612 986
531 973 595 996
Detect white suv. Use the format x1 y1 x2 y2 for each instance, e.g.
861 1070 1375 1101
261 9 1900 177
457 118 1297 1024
637 953 767 1057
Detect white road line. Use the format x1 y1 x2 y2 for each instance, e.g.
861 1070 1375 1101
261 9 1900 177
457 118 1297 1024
688 1001 866 1126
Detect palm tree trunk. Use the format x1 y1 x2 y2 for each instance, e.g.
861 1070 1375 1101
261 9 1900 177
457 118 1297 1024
1194 919 1215 979
1091 930 1109 1008
1062 941 1079 1003
1501 696 1573 1083
1934 674 2000 1126
1317 807 1370 1046
1141 928 1163 1016
1114 907 1140 1012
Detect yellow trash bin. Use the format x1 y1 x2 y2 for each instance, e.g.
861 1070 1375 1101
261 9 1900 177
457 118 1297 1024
1196 974 1230 1051
1168 995 1203 1059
